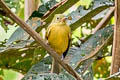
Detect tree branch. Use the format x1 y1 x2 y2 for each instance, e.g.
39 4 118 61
92 7 115 34
42 0 67 19
111 0 120 74
0 0 82 80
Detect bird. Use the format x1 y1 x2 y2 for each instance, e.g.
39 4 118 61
46 14 71 74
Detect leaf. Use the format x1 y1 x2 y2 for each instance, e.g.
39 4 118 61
11 60 32 73
68 25 113 67
25 56 52 75
83 66 94 80
23 73 76 80
0 69 4 76
23 67 75 80
32 46 47 64
68 0 114 30
17 6 24 20
0 40 34 73
0 17 48 73
64 25 113 79
4 0 20 11
23 56 75 80
5 27 29 45
6 18 42 45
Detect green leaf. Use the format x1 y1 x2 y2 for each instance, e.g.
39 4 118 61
0 69 4 76
65 25 113 79
5 0 20 11
0 40 34 73
69 0 114 30
17 6 24 20
23 72 75 80
68 25 113 67
83 66 93 80
25 56 52 75
32 47 47 64
6 18 42 45
5 27 29 45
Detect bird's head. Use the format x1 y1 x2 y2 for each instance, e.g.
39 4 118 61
52 14 67 24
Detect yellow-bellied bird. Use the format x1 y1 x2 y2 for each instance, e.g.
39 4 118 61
46 14 71 74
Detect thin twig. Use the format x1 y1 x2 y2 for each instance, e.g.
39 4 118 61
42 0 67 19
92 7 115 34
0 0 82 80
105 71 120 80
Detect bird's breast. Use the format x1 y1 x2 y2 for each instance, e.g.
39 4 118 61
48 26 69 56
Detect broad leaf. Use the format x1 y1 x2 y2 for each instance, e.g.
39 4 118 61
65 25 113 79
68 0 114 30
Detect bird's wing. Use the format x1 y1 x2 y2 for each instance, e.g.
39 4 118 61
62 38 71 58
46 24 53 40
63 26 71 58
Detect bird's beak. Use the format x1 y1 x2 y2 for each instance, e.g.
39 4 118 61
62 16 72 22
62 17 67 22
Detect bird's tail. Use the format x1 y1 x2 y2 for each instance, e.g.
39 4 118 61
51 58 61 74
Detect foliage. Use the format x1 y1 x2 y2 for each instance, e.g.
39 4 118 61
31 0 58 18
0 0 24 32
0 0 115 80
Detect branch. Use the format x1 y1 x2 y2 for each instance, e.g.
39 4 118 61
111 0 120 74
75 34 113 70
42 0 67 19
0 0 82 80
105 71 120 80
92 7 115 34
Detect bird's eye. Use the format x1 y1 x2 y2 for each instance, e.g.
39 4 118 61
56 17 59 20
